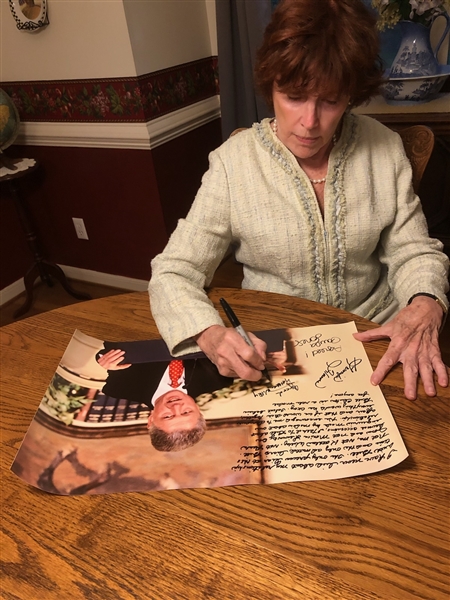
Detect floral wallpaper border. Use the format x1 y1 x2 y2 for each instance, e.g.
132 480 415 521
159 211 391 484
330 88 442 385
2 57 219 123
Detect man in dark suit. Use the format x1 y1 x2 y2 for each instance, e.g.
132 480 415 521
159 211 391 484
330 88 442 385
96 342 234 452
96 329 291 452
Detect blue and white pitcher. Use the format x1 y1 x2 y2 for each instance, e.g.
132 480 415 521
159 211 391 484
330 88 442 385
389 14 450 77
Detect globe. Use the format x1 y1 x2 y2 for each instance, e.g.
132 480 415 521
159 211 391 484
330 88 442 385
0 88 20 153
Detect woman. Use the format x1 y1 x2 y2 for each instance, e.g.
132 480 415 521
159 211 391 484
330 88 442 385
149 0 449 401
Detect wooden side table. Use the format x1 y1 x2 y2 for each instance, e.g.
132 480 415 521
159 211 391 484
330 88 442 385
353 93 450 136
0 158 91 318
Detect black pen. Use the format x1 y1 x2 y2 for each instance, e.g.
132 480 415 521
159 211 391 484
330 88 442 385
219 297 271 385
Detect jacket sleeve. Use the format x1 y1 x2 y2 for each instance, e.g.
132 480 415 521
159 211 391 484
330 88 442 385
149 149 234 356
377 131 449 310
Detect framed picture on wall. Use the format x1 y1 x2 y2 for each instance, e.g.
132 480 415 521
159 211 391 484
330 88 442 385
9 0 49 31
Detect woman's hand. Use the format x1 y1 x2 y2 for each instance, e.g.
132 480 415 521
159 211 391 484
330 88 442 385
97 349 131 371
194 325 267 381
353 296 448 400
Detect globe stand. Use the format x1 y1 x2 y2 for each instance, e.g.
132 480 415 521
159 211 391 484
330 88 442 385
0 150 19 171
0 158 92 318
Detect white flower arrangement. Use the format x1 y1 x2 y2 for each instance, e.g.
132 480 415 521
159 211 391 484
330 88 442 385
372 0 450 29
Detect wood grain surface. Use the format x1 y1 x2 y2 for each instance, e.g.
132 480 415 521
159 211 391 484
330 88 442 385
1 289 449 600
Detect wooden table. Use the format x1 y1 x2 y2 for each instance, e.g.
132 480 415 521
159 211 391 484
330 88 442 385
1 289 449 600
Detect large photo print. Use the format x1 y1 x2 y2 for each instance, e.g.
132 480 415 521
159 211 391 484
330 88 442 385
11 322 409 495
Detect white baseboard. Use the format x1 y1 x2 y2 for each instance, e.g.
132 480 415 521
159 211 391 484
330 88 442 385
0 265 148 307
15 96 221 150
0 279 26 306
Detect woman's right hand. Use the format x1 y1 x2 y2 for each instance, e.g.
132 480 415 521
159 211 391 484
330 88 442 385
194 325 267 380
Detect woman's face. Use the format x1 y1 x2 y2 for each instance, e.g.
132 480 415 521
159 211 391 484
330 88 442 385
272 88 349 162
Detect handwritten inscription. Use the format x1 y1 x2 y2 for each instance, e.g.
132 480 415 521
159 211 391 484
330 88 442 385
251 358 363 395
253 378 299 398
293 333 342 358
315 357 363 388
232 391 397 473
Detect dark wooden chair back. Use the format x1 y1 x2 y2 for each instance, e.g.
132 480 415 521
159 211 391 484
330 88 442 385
398 125 435 194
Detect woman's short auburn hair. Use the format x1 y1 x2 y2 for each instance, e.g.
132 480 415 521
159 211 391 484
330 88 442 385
254 0 384 108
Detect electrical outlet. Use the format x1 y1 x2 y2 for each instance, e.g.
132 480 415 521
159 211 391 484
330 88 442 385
72 217 89 240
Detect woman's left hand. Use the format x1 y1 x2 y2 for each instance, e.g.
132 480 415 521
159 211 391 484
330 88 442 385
353 295 448 400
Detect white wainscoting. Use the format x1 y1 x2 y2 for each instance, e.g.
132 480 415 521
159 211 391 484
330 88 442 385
3 96 221 302
15 96 221 150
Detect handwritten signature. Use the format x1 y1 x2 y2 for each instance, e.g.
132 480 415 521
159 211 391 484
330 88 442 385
294 333 341 349
315 357 363 389
253 378 299 398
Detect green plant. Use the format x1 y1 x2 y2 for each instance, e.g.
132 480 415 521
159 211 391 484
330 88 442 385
41 373 90 425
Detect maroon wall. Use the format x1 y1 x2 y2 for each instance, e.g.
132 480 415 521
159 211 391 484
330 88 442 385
152 119 223 235
0 118 223 289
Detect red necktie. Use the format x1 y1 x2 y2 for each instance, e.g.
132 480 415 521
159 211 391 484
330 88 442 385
168 360 184 388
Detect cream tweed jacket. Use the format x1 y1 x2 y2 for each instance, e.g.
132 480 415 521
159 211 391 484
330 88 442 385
149 114 449 356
